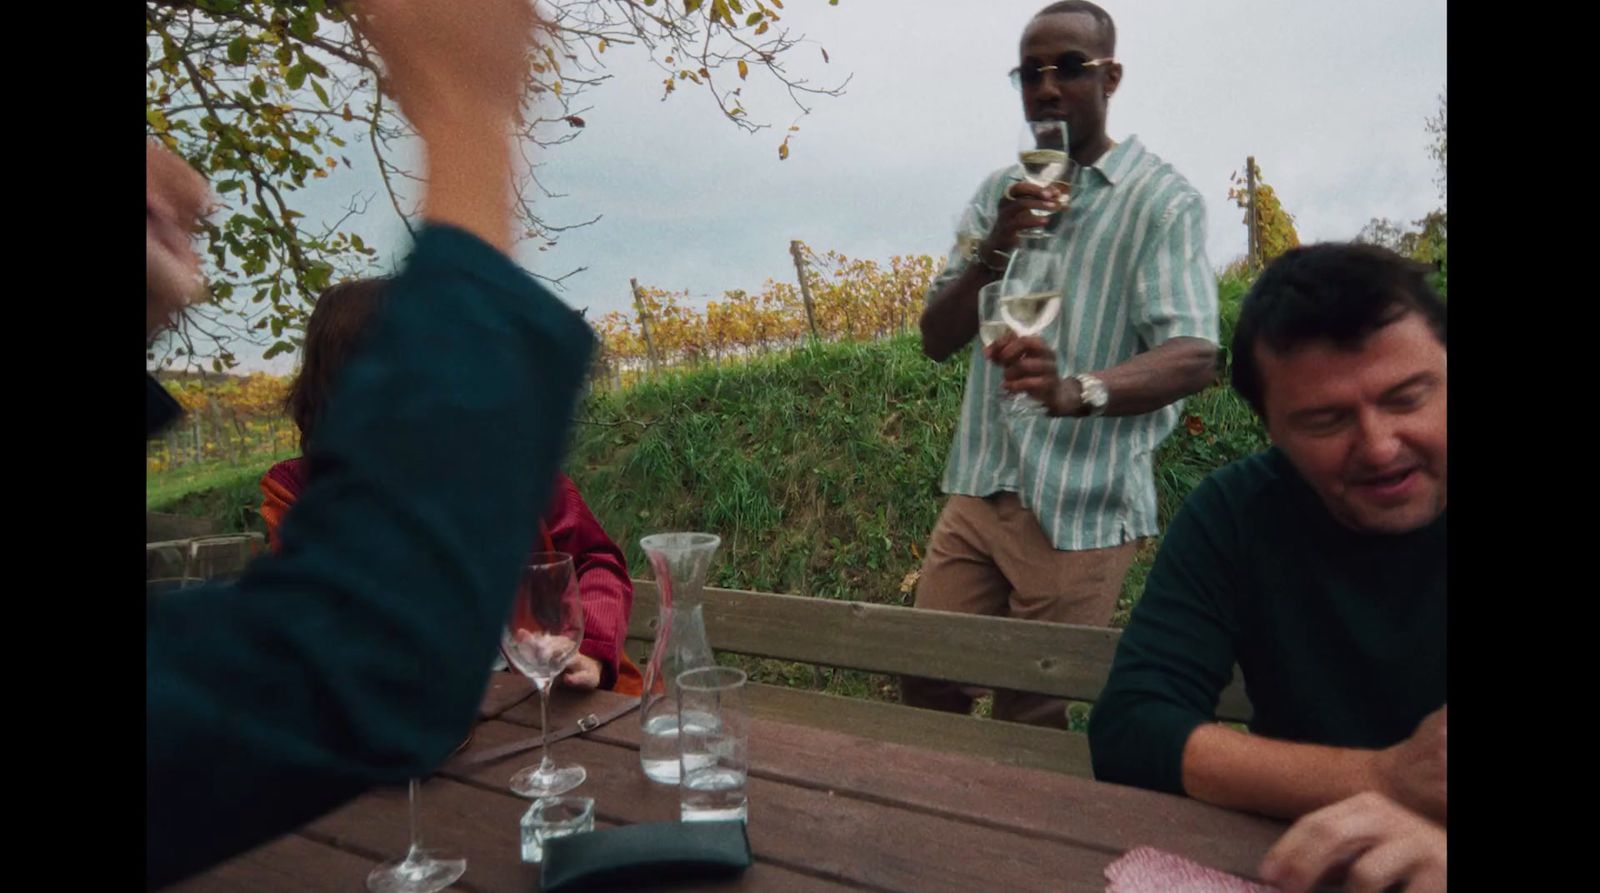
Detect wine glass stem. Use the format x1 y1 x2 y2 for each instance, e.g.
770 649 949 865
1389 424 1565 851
407 777 424 856
538 680 553 773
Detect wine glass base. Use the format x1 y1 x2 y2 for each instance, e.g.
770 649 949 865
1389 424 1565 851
510 763 586 798
365 850 466 893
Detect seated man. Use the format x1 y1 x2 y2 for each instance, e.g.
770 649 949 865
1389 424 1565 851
260 278 643 695
1088 243 1446 824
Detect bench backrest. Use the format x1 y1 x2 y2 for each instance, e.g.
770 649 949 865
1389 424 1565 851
623 578 1252 748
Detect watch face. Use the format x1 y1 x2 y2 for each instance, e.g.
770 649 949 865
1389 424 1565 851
1078 375 1108 412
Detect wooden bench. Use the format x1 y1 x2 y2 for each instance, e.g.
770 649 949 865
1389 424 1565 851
146 511 220 544
146 532 265 583
625 579 1251 777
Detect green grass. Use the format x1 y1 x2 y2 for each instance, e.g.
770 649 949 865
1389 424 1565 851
567 330 1263 700
147 452 287 506
569 335 965 604
147 452 288 534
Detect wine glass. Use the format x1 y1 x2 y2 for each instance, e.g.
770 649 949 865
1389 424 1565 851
502 552 587 798
996 246 1067 417
365 779 467 893
978 278 1012 414
978 281 1011 351
1015 119 1073 240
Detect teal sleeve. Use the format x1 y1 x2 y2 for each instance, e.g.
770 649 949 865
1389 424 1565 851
147 225 595 887
1088 474 1242 795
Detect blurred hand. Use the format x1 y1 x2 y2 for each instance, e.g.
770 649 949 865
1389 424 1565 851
1261 792 1446 893
559 653 602 690
353 0 537 139
986 332 1081 416
146 140 210 339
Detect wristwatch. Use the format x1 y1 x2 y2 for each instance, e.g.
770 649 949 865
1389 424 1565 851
1072 373 1109 417
962 236 1011 276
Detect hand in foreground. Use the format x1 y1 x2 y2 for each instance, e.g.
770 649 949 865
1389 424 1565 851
1260 792 1446 893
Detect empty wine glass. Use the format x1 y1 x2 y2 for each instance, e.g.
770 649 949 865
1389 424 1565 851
502 552 587 798
365 779 466 893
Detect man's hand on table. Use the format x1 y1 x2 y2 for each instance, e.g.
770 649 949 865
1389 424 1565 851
1260 791 1445 893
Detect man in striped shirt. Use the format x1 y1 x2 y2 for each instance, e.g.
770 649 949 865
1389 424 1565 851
903 0 1220 728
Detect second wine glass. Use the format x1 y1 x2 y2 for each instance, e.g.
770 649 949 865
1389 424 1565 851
365 779 466 893
502 552 588 798
996 246 1067 417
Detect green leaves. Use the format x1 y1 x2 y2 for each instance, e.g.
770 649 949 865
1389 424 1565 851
147 0 850 372
289 13 316 42
262 340 295 360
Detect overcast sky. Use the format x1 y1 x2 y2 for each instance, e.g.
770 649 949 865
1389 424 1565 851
177 0 1446 374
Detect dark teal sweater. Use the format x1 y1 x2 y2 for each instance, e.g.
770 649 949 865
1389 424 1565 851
1089 447 1446 795
146 226 594 887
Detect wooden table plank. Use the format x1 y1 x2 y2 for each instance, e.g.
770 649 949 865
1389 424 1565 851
501 689 1282 885
174 687 1287 892
305 770 866 893
168 832 466 893
450 720 1113 893
498 684 627 731
568 693 1285 881
478 671 536 720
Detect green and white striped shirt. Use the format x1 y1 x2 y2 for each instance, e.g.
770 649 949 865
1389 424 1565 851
932 136 1218 551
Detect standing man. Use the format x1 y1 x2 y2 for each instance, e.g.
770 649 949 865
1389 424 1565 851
905 1 1219 727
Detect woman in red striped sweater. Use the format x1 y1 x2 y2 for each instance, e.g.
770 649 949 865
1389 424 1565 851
259 278 642 695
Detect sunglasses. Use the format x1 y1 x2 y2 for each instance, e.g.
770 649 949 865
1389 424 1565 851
1008 53 1115 89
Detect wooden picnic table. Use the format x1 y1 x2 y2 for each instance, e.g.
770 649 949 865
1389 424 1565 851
172 674 1288 892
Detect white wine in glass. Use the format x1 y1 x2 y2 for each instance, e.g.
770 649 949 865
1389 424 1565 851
978 282 1014 411
979 320 1011 347
1019 148 1070 190
999 289 1063 337
996 247 1067 418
